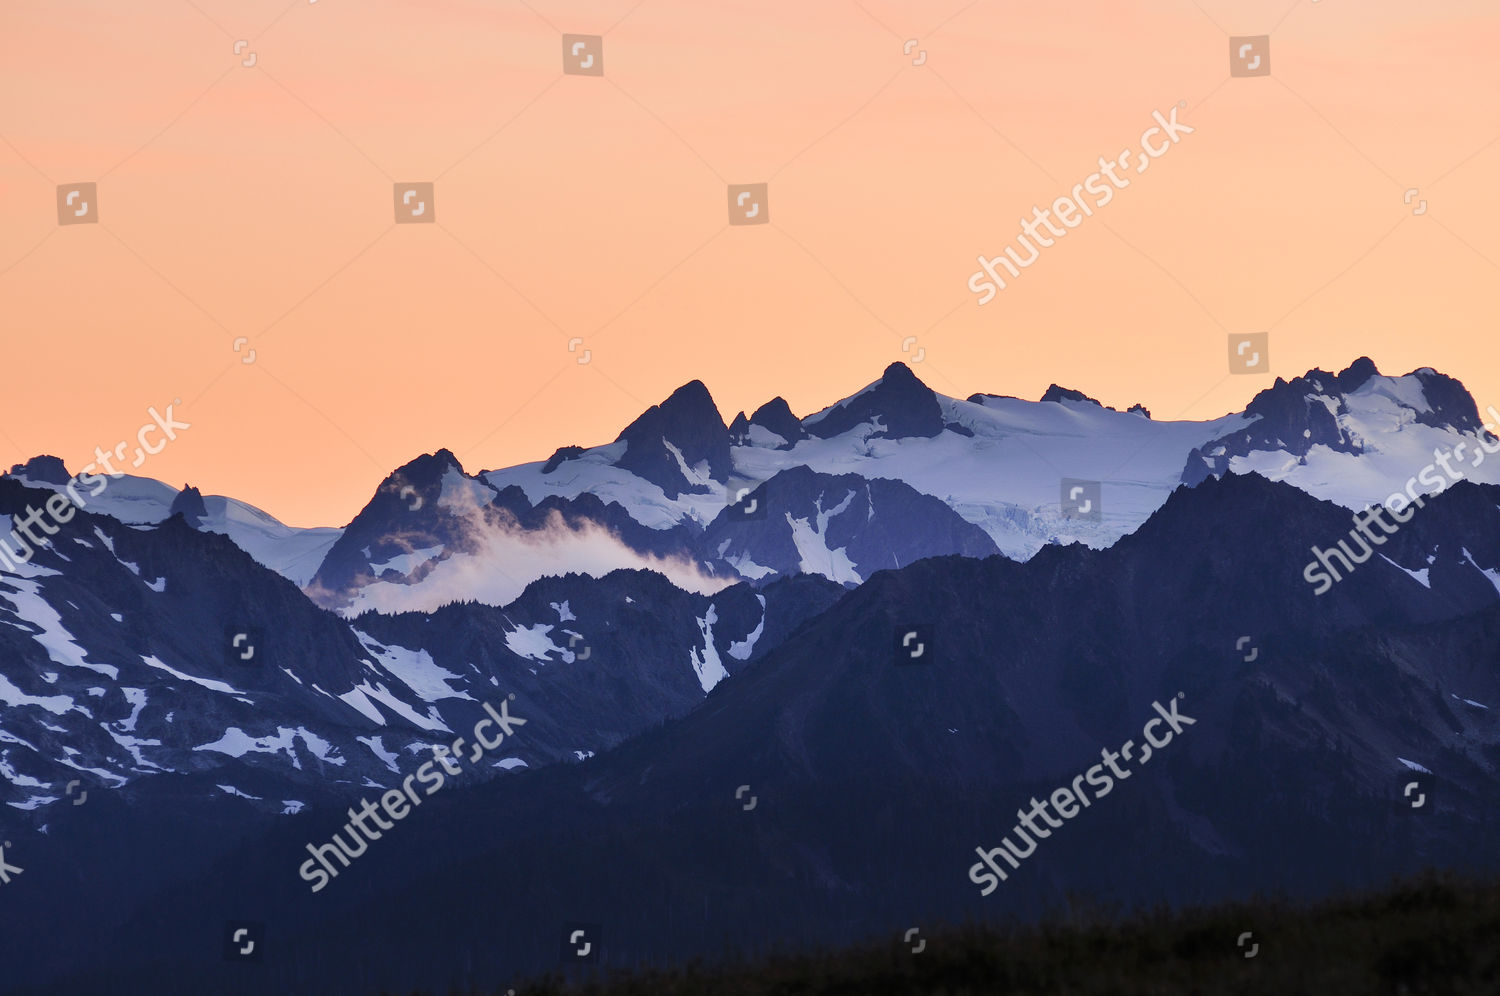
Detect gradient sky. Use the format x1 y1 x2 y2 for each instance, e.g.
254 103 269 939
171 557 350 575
3 0 1497 525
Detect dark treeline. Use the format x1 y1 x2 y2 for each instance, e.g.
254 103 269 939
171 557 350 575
392 871 1500 996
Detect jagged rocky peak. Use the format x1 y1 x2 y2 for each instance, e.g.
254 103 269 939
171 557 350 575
541 445 587 474
388 448 466 486
169 484 208 527
361 447 482 519
1039 384 1110 408
614 379 732 499
1180 357 1486 487
749 397 804 446
804 362 945 440
1244 356 1481 439
1254 358 1371 407
727 411 751 443
8 454 71 484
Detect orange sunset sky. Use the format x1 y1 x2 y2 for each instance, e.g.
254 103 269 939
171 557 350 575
2 0 1497 526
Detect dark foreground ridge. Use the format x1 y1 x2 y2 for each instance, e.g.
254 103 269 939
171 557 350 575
394 871 1500 996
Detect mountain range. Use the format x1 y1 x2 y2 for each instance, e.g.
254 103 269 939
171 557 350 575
11 356 1499 607
2 357 1498 995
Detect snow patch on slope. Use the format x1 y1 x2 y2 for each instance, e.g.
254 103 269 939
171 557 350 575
369 545 443 576
1379 554 1431 589
727 594 766 661
1462 548 1500 597
0 673 73 715
690 605 727 693
0 577 117 678
142 654 242 695
1228 389 1500 513
355 630 472 703
786 489 861 584
439 467 497 510
504 623 567 664
338 682 450 732
356 734 401 774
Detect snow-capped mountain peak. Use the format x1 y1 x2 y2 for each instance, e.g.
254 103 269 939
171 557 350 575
1183 357 1499 503
4 459 341 587
12 357 1498 611
748 397 806 447
802 361 948 440
613 379 732 499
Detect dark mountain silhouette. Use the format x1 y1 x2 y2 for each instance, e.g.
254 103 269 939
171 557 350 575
614 380 733 498
701 465 1000 582
9 473 1499 994
804 362 948 439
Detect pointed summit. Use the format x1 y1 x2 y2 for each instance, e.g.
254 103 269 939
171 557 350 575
1338 356 1380 390
356 448 480 525
749 397 804 447
169 484 208 527
804 362 944 440
727 411 751 444
387 449 466 491
614 380 731 498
